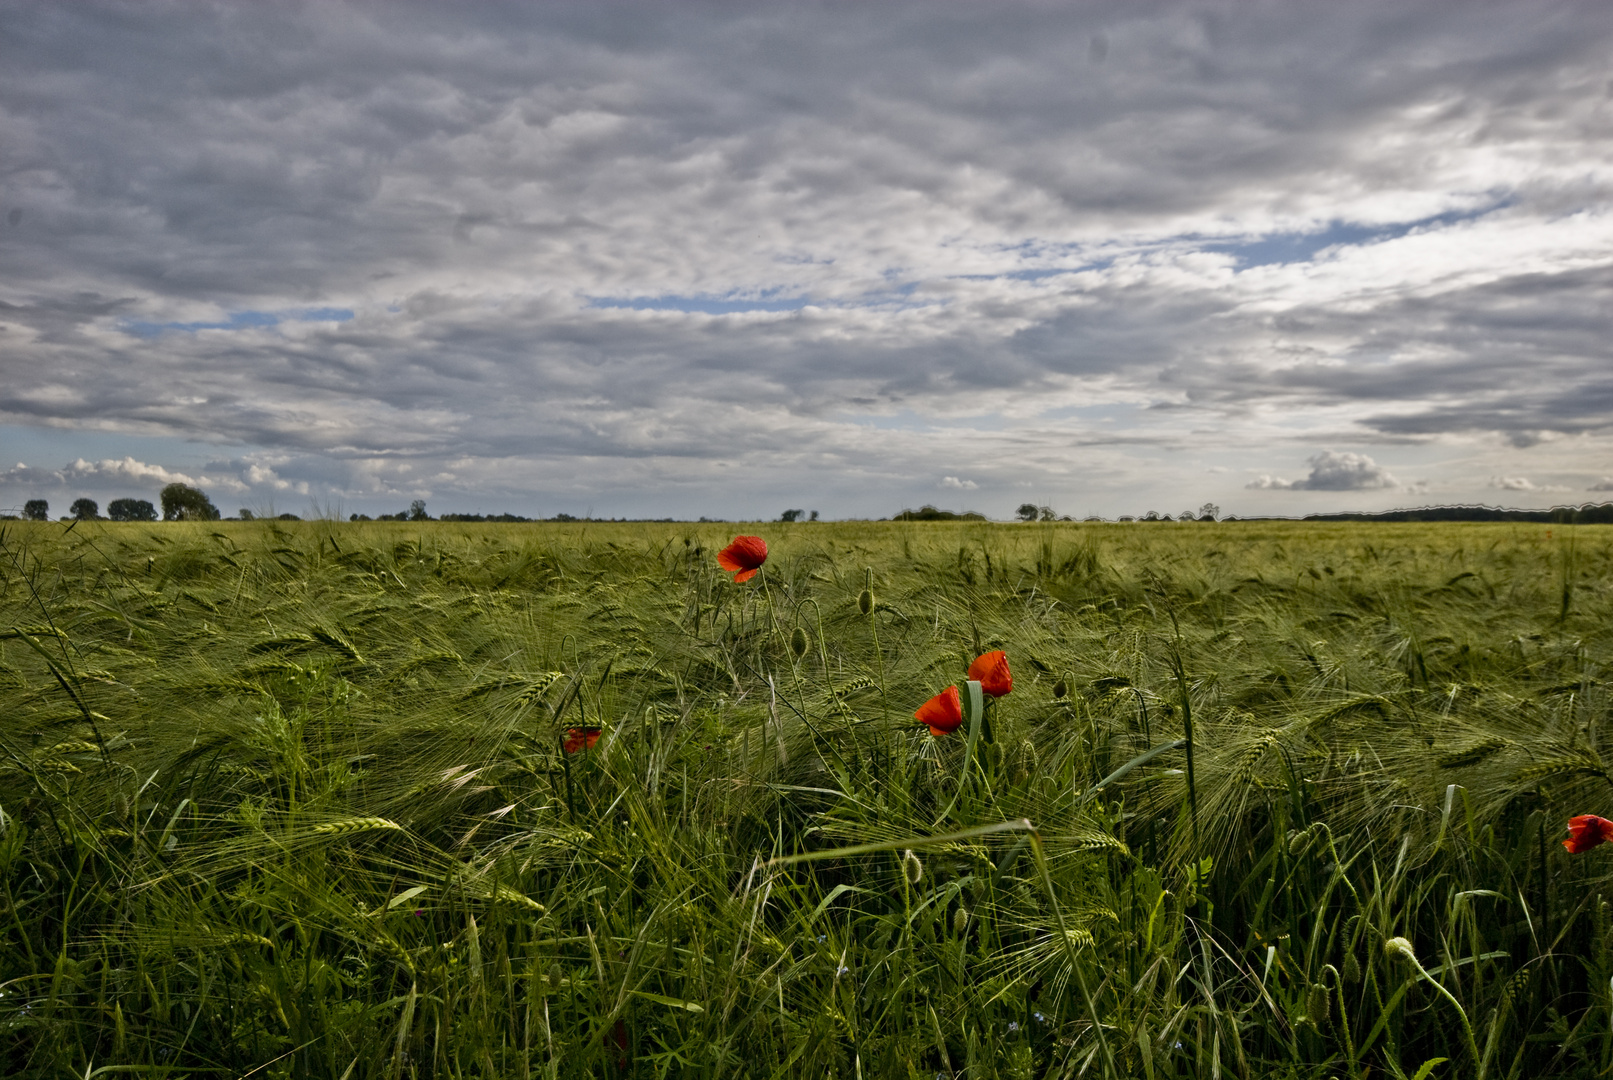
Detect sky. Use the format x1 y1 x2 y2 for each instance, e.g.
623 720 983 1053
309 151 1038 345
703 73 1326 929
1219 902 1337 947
2 1 1611 521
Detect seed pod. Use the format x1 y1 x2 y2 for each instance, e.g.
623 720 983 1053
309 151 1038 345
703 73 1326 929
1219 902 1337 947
1384 936 1416 963
1307 982 1330 1025
1051 679 1068 699
789 626 809 659
547 962 563 989
1287 827 1311 856
1017 738 1039 779
858 589 874 615
1342 951 1361 984
902 849 924 885
953 907 969 935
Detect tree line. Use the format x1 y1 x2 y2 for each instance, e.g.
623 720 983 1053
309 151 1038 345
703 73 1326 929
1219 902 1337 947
13 483 221 522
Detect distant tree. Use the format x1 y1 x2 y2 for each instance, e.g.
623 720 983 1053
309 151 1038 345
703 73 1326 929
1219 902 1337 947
1039 505 1057 521
1199 502 1220 522
1178 509 1197 522
780 509 805 523
24 499 49 521
1143 510 1161 521
70 498 99 520
408 499 430 522
1016 503 1039 522
891 505 986 522
809 510 819 521
349 513 372 521
238 509 255 521
276 513 301 521
160 483 220 521
108 498 158 522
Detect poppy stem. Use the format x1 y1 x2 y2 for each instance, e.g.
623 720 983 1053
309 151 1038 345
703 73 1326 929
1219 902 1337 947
1029 830 1119 1080
934 681 986 827
1170 648 1200 861
864 568 888 720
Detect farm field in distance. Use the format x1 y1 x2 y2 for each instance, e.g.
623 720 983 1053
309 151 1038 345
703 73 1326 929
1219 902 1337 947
2 519 1611 1079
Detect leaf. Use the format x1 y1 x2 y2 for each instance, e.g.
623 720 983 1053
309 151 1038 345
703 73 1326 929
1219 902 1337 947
1411 1057 1448 1080
386 885 429 910
626 990 704 1013
810 884 872 922
1081 739 1186 804
768 819 1036 868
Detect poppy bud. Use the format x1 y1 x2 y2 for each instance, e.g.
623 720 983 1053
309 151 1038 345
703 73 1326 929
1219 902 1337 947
1342 951 1361 984
1051 679 1068 699
1017 738 1039 778
547 962 563 989
953 907 969 935
1287 828 1311 856
902 849 924 885
1384 936 1416 963
1307 982 1330 1025
858 589 875 615
789 626 809 659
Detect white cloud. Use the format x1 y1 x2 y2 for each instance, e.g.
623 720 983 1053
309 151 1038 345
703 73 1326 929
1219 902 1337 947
939 476 978 490
241 463 308 494
0 457 202 489
0 456 324 501
1490 475 1569 493
1246 451 1403 492
1589 477 1613 492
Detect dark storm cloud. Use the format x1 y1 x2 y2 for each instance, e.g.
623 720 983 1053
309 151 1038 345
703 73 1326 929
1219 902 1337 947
1 1 1610 514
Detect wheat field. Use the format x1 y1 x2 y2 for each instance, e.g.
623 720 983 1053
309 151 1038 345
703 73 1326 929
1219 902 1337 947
2 518 1610 1078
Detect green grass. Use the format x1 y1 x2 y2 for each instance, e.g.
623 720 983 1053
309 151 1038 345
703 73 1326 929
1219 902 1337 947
1 518 1611 1078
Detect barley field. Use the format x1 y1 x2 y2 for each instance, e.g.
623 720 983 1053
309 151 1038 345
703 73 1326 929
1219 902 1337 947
2 519 1611 1079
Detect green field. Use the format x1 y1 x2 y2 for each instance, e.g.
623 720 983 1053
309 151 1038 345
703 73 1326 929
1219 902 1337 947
3 519 1611 1078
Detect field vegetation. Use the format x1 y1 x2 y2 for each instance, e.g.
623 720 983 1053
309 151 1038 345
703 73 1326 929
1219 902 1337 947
2 518 1611 1078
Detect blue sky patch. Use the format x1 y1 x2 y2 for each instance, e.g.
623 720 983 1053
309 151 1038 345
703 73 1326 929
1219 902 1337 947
589 294 813 314
953 260 1113 282
122 307 354 337
1210 203 1505 267
588 283 934 314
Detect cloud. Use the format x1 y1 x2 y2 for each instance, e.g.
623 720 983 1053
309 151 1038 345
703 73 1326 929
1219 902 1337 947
939 476 978 490
1489 475 1569 493
241 463 308 495
1 457 202 490
1246 450 1402 491
1591 477 1613 492
1 3 1612 516
0 456 321 500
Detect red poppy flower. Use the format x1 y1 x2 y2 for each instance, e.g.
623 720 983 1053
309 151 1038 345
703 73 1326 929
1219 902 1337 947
915 685 964 736
563 727 601 753
717 535 768 583
1564 814 1613 853
967 650 1012 698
